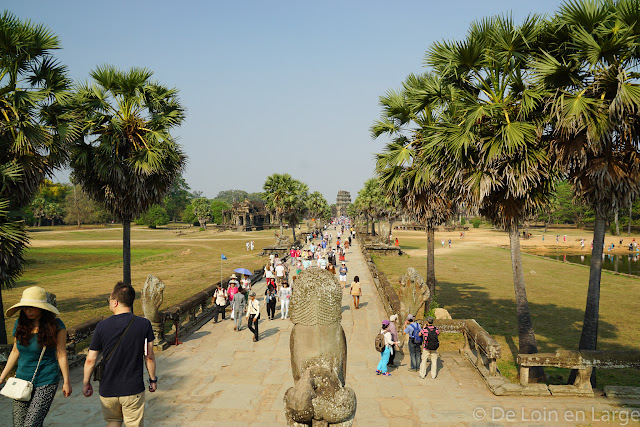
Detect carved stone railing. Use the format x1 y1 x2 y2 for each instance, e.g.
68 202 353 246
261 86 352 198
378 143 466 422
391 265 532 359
357 234 402 317
65 317 106 367
430 319 501 377
461 319 502 376
364 244 403 256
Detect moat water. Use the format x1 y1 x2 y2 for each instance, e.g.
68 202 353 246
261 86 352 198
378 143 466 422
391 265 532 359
538 252 640 277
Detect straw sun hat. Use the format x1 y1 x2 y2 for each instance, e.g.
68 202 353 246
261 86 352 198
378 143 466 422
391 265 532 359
6 286 60 317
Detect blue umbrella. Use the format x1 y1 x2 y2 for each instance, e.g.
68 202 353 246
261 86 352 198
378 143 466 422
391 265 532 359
234 267 253 276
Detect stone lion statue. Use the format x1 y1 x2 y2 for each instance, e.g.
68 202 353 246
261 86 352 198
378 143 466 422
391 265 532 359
284 269 356 426
142 274 165 345
275 231 292 247
399 267 430 318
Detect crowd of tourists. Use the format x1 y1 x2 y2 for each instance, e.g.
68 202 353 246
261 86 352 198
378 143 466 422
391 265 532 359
207 222 357 344
375 314 440 379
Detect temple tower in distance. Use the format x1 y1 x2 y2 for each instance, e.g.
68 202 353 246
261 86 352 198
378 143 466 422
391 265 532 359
336 190 351 217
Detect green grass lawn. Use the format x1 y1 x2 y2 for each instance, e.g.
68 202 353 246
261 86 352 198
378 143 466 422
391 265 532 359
21 248 170 280
372 237 640 387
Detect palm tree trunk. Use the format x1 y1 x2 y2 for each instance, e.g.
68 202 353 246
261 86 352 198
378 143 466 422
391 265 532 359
377 219 381 236
628 201 632 236
74 185 81 228
508 225 544 381
0 290 7 344
426 225 436 315
123 219 132 286
615 207 620 236
370 216 376 236
291 219 297 242
568 211 606 387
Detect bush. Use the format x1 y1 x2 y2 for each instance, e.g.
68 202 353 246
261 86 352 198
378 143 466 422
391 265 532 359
472 218 482 228
137 205 170 228
460 218 466 226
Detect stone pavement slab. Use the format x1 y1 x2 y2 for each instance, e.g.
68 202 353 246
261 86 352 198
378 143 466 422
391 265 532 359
1 230 638 425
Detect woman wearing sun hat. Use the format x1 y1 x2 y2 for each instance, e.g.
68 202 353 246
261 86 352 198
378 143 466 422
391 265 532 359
0 286 71 426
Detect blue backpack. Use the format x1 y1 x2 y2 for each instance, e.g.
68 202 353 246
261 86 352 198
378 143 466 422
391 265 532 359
410 323 423 344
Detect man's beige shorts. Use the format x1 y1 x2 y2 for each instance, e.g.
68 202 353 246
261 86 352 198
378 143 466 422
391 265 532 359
100 393 145 426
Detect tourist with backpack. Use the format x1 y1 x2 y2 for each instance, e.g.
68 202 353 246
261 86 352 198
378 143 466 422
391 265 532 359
375 320 399 376
403 314 422 372
419 316 440 379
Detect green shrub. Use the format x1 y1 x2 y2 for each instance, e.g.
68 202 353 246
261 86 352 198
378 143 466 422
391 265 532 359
472 218 481 228
137 205 169 228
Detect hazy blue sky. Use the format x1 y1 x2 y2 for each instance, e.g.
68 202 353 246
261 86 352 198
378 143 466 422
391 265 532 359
10 0 566 204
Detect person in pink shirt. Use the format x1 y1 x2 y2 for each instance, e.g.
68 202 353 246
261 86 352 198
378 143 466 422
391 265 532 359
227 275 239 319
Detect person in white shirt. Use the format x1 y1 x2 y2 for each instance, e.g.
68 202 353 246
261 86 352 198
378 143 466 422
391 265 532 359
278 282 292 319
212 283 228 323
318 256 327 269
264 265 275 287
275 262 286 286
246 292 261 341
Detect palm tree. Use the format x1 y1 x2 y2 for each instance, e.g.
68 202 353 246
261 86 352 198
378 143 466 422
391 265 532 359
306 191 329 228
0 12 72 343
372 72 458 306
426 15 556 379
0 163 28 343
535 0 640 386
354 178 384 236
70 65 186 286
262 173 308 241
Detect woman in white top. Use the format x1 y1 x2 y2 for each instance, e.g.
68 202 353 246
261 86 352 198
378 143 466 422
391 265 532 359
376 320 399 376
264 265 275 287
278 282 292 320
246 292 261 342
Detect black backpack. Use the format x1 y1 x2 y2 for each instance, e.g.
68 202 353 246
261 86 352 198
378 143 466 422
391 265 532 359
424 326 439 350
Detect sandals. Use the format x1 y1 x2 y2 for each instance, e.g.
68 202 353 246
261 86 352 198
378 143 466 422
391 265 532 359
382 372 391 376
375 370 381 375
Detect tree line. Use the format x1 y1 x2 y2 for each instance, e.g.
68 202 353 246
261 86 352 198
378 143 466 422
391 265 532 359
359 0 639 385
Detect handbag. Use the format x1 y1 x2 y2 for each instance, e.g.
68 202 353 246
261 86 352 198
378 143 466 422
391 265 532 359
1 347 46 401
93 316 136 382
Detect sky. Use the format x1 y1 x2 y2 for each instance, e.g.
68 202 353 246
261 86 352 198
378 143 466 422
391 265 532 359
9 0 567 204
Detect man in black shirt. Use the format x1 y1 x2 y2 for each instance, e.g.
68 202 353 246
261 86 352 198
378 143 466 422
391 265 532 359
83 282 156 426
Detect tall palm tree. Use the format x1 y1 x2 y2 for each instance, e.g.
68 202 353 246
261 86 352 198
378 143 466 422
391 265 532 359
262 173 308 241
535 0 640 385
372 72 458 305
0 12 72 343
70 65 186 286
306 191 329 228
426 15 556 379
0 163 28 343
354 178 384 236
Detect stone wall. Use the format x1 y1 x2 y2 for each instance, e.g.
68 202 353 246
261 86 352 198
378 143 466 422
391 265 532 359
356 234 402 317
